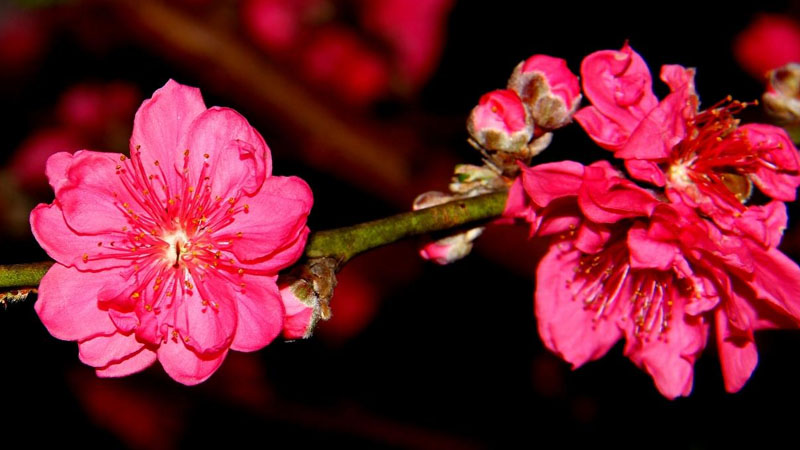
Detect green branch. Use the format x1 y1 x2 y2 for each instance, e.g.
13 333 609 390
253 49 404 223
0 191 509 290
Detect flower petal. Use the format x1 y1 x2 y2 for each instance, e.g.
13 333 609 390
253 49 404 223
578 43 658 146
157 339 228 385
535 247 622 368
56 150 138 235
715 308 758 393
231 275 283 352
30 202 129 270
623 292 708 400
130 79 207 194
743 123 800 201
746 243 800 322
96 346 158 378
174 272 239 355
79 331 146 368
223 176 313 263
35 264 116 341
183 107 271 200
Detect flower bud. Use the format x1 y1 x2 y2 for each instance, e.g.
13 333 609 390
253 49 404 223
419 227 484 265
413 190 484 264
449 164 506 195
467 89 533 153
508 54 581 130
278 258 336 339
763 63 800 125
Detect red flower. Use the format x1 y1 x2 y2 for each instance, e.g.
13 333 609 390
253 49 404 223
734 14 800 80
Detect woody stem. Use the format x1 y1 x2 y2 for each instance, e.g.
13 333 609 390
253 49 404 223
0 191 509 290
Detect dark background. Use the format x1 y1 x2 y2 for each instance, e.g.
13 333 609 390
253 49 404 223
1 1 798 448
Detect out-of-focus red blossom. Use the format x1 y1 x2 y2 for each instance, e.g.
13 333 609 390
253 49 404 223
316 265 379 344
508 54 581 130
9 128 84 191
302 26 391 106
734 13 800 79
71 372 184 450
0 12 47 74
506 45 800 399
31 80 313 385
360 0 454 89
467 89 532 153
10 82 139 192
241 0 320 54
57 82 140 134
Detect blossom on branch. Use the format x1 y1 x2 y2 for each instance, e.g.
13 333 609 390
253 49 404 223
508 45 800 398
31 80 313 385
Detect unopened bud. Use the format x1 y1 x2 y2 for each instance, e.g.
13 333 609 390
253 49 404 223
467 89 533 153
449 164 506 195
763 63 800 125
413 191 484 264
419 227 484 265
278 258 336 339
508 54 581 130
412 190 454 210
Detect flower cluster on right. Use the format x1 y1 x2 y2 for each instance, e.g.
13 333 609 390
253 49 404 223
498 44 800 399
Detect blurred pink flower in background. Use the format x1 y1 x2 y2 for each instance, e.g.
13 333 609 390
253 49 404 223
0 11 48 75
734 13 800 79
240 0 454 105
31 80 313 385
9 82 139 192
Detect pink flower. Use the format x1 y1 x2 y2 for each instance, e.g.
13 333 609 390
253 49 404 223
360 0 454 90
30 80 313 385
508 54 581 130
467 89 533 154
734 14 800 80
301 26 391 106
511 159 800 398
575 44 800 230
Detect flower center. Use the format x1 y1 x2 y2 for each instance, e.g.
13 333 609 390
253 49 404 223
568 240 690 339
162 230 190 267
666 98 758 210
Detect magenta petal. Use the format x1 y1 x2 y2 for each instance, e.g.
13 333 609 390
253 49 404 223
579 44 658 137
30 202 128 270
45 151 75 193
627 225 678 270
574 106 630 151
79 331 145 368
56 150 137 234
747 243 800 322
623 291 707 400
158 339 228 385
96 346 157 378
35 264 116 341
535 247 622 367
225 176 313 262
715 308 758 393
520 160 584 207
743 123 800 201
130 79 206 192
624 159 666 186
182 107 271 199
174 274 239 355
231 275 283 352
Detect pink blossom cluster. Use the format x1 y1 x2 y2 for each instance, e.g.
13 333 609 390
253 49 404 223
31 81 313 384
506 44 800 398
241 0 454 106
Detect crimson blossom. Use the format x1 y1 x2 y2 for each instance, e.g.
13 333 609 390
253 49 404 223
31 80 313 384
507 45 800 398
